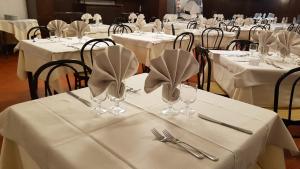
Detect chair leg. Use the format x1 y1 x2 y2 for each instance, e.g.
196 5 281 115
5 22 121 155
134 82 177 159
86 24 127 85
66 75 72 90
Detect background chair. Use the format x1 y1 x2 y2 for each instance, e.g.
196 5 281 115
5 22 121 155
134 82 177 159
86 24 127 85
248 25 266 40
287 23 295 31
218 21 228 31
187 21 197 29
173 32 194 52
31 60 92 99
113 24 133 34
228 25 241 39
113 17 127 24
273 67 300 133
27 26 50 40
226 39 254 51
201 27 224 50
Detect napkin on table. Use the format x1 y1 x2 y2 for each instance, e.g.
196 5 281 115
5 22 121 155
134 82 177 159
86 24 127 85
47 20 68 37
128 13 137 23
153 19 162 32
144 49 199 102
275 30 300 56
88 45 139 98
93 14 102 24
81 13 93 24
244 18 254 26
68 21 90 38
253 30 276 54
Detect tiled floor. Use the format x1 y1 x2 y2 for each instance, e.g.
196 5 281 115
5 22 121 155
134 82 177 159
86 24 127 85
0 53 299 168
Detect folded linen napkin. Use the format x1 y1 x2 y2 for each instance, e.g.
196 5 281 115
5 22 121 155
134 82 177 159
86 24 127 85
47 20 68 37
205 18 218 27
275 30 300 56
252 30 276 54
81 13 93 24
244 18 254 26
235 18 244 26
128 12 137 23
68 21 90 38
93 14 102 24
135 18 146 30
144 49 199 102
88 45 139 98
153 19 162 32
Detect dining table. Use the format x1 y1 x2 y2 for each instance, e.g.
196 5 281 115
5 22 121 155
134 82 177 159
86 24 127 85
0 73 298 169
209 50 300 108
111 32 178 66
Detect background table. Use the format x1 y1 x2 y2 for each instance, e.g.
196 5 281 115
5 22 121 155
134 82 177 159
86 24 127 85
0 74 298 169
209 50 300 107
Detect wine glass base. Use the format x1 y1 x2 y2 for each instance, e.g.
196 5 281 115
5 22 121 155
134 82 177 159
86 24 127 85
180 108 196 118
161 107 179 116
110 106 126 116
91 107 107 116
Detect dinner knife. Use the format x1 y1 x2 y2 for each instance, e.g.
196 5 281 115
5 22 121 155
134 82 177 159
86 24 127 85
198 113 253 135
66 91 92 107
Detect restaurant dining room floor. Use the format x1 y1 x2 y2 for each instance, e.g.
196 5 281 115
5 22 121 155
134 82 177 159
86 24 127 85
0 52 300 168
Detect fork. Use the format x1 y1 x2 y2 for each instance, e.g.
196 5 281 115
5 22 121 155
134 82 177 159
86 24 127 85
162 129 219 161
151 128 204 159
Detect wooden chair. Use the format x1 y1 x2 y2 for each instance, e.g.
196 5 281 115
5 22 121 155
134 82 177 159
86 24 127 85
187 21 197 29
228 25 241 39
173 32 194 52
226 39 254 51
27 26 49 40
248 25 266 40
113 24 133 34
201 27 224 50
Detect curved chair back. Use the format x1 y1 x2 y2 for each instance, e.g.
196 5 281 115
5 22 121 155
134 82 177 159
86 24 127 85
149 16 158 22
248 25 266 40
274 67 300 126
228 25 241 39
32 60 92 99
108 23 119 36
201 27 224 50
263 23 271 30
287 23 295 31
27 26 50 40
171 24 175 35
194 46 211 91
226 39 254 51
114 17 127 24
113 24 133 34
218 21 227 31
296 25 300 34
173 32 194 52
187 21 197 29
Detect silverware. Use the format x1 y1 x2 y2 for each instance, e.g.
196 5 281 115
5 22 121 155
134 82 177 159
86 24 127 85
198 113 253 135
126 87 141 94
162 129 218 161
265 60 283 69
151 128 204 159
66 91 92 107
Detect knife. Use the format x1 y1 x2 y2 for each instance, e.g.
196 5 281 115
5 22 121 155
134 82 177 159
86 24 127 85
198 113 253 135
66 91 92 107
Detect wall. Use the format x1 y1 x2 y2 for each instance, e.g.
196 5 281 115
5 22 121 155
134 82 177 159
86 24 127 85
0 0 28 19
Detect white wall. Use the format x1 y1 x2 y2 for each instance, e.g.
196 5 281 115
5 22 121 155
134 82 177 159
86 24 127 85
0 0 28 19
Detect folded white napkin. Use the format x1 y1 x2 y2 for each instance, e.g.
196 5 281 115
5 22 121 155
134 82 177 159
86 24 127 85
88 45 139 98
68 21 90 38
135 18 146 30
137 14 145 20
205 18 218 27
153 19 162 32
93 14 102 24
128 13 137 23
253 30 276 54
81 13 93 24
275 30 300 56
244 18 254 26
144 49 199 102
47 20 68 37
235 18 244 26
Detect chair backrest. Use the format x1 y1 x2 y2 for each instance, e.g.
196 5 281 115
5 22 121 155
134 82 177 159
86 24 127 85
114 17 127 24
248 25 266 40
296 25 300 34
187 21 197 29
32 60 92 99
173 32 194 52
171 24 175 35
201 27 224 50
263 23 271 30
218 21 227 31
108 23 119 36
226 39 254 51
149 16 157 22
274 67 300 123
194 46 211 91
113 24 133 34
27 26 50 40
287 23 295 31
228 25 241 39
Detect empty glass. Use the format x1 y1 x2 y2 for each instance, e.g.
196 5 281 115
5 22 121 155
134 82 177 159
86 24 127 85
109 92 126 116
161 85 180 115
49 30 56 41
90 91 108 116
249 43 258 57
180 82 197 117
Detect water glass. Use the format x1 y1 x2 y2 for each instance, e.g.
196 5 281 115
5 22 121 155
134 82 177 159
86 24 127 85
49 30 56 41
90 91 108 116
109 92 126 116
180 82 197 117
249 43 258 57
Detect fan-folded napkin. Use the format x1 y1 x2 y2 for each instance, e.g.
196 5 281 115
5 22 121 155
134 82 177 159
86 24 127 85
68 21 90 38
88 45 139 98
81 13 93 24
93 14 102 24
128 13 137 23
47 20 68 37
253 30 276 54
153 19 162 32
275 30 300 56
144 49 199 102
244 18 254 26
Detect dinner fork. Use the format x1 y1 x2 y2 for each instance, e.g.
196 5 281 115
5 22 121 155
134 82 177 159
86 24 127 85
162 129 219 161
151 128 204 159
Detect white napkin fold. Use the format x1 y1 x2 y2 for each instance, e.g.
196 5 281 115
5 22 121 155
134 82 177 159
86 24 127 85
153 19 162 32
135 18 146 30
128 13 137 23
81 13 93 24
93 14 102 24
275 30 300 56
253 30 276 54
47 20 68 37
88 45 139 98
68 21 90 38
144 49 199 102
235 18 244 26
205 18 218 27
244 18 254 26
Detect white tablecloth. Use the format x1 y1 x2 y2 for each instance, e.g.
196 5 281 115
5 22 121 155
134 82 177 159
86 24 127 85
209 50 300 107
0 74 298 169
0 19 39 41
111 32 177 66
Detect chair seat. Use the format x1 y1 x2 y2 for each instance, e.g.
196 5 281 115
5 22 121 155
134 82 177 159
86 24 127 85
204 82 228 96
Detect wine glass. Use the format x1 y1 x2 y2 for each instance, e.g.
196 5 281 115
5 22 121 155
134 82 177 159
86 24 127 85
249 43 258 57
90 90 108 116
109 92 126 116
180 82 197 118
49 30 56 41
161 85 180 115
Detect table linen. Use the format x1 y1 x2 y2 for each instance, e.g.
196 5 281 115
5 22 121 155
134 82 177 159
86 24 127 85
0 73 298 169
